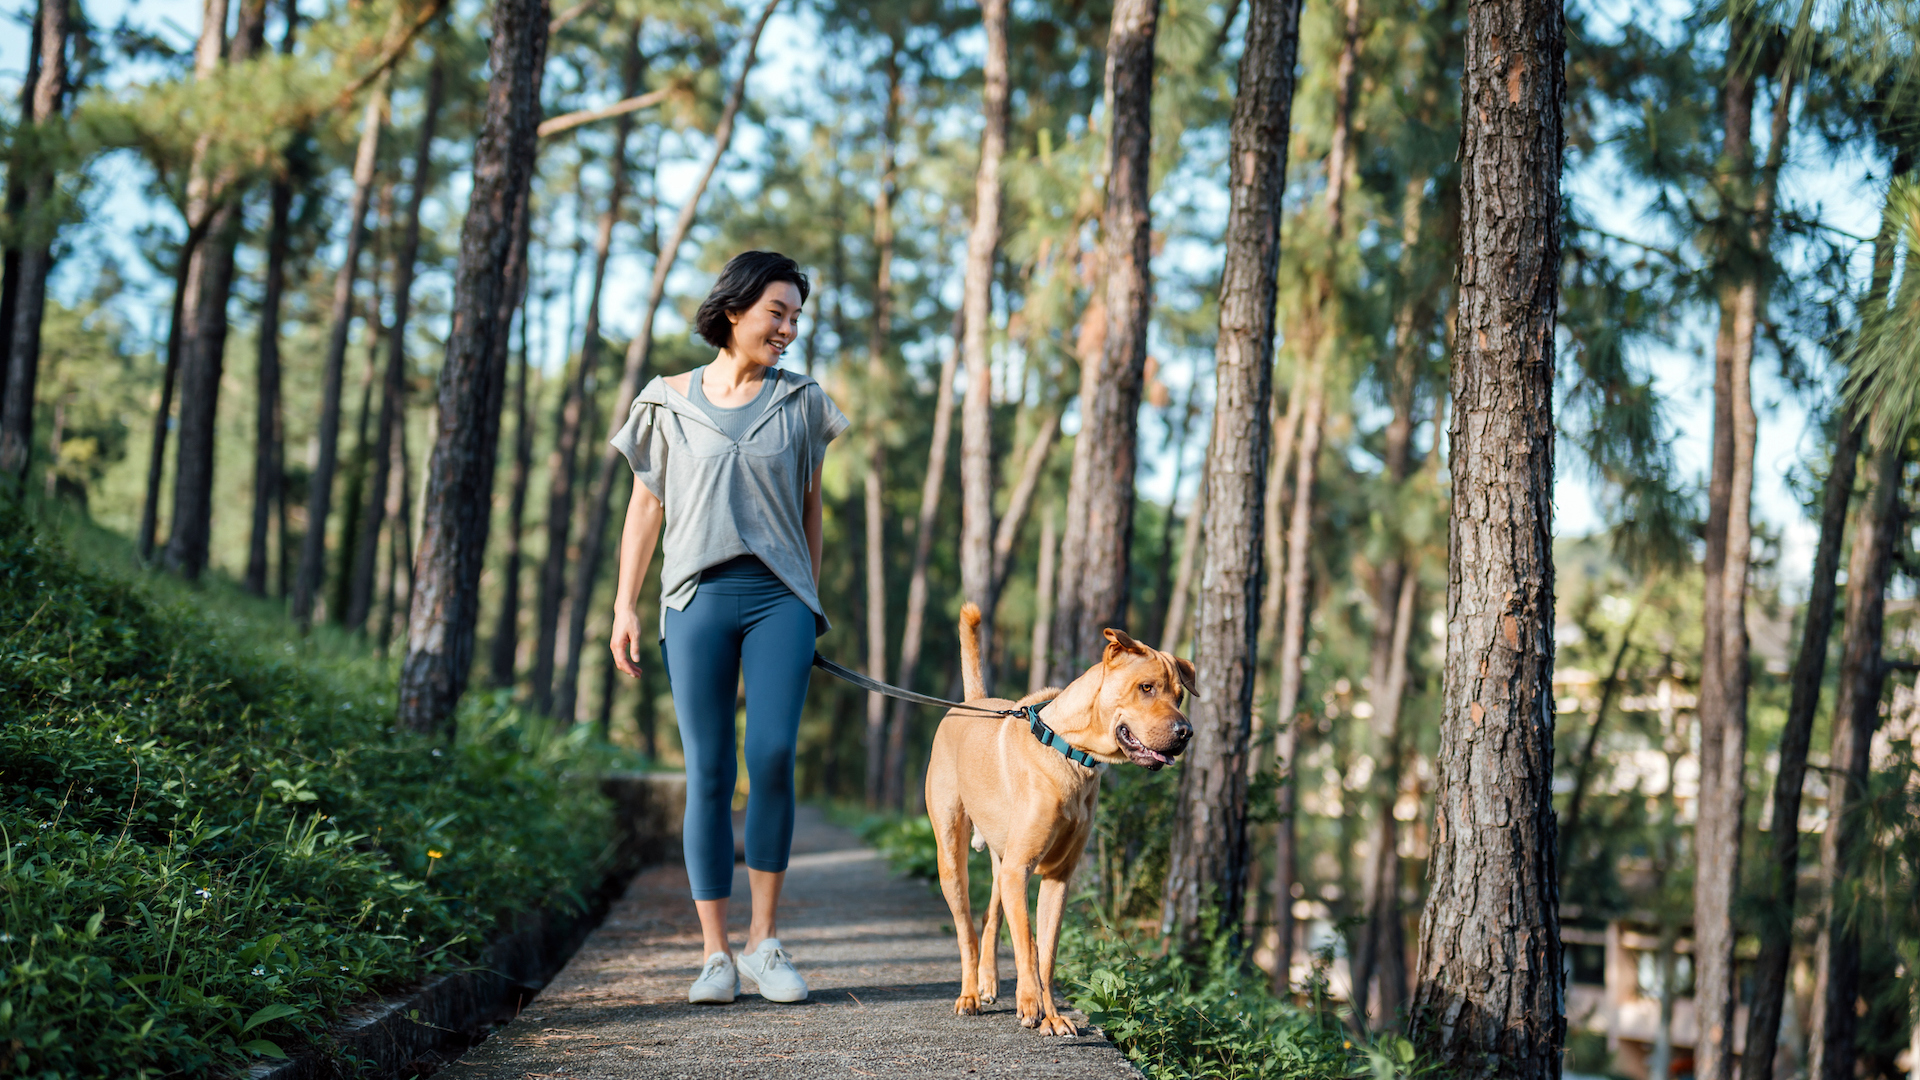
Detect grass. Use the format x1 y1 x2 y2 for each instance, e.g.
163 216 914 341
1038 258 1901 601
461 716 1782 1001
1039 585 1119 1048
0 509 621 1078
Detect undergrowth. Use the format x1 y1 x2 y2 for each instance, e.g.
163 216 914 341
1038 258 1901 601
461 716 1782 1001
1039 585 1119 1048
0 519 616 1078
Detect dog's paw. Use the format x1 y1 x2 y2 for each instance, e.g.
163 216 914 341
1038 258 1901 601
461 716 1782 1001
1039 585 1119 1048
953 993 983 1016
1016 989 1044 1028
1037 1016 1078 1037
977 982 997 1005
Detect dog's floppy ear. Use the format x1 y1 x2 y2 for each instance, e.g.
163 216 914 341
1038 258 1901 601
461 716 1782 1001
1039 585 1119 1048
1102 627 1148 656
1171 656 1201 702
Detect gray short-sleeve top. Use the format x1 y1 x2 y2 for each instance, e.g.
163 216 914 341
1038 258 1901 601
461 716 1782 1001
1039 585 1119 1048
609 367 849 637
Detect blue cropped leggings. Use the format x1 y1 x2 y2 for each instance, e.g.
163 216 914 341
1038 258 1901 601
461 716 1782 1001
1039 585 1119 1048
661 558 815 900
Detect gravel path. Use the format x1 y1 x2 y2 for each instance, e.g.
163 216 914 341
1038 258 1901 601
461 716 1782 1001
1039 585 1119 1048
444 806 1141 1080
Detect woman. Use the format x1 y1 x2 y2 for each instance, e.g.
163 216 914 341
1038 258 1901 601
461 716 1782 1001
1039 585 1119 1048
608 251 847 1005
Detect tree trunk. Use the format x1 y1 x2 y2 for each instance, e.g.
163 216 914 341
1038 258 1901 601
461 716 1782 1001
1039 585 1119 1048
1693 10 1779 1069
293 83 387 620
1049 0 1158 685
883 310 961 805
1807 427 1905 1080
1741 407 1859 1080
1266 379 1322 979
562 0 780 726
1159 0 1300 945
0 0 70 483
381 382 416 652
163 0 267 579
245 0 299 596
0 0 38 410
543 31 643 719
1409 0 1564 1073
959 0 1009 693
867 41 902 809
1159 459 1206 653
247 174 294 595
140 0 231 561
491 288 537 687
1028 507 1058 695
1146 383 1203 641
333 196 390 623
1353 569 1416 1023
348 68 441 633
397 0 547 735
988 410 1062 611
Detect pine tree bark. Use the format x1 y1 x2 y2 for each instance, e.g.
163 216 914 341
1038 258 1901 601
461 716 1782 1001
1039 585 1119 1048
544 33 643 718
1807 427 1905 1080
333 198 390 623
1746 171 1899 1078
1409 0 1564 1073
397 0 548 735
882 311 961 801
988 410 1061 612
1029 508 1058 695
1741 407 1859 1080
1694 13 1772 1065
1159 459 1206 654
491 291 537 686
866 42 902 808
244 0 299 597
0 0 37 401
139 227 204 561
292 84 386 618
163 0 264 572
959 0 1009 693
0 0 70 483
348 67 442 633
1159 0 1300 944
1049 0 1158 685
563 0 778 723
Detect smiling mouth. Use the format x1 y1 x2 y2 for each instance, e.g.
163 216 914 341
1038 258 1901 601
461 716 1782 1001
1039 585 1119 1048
1116 723 1176 770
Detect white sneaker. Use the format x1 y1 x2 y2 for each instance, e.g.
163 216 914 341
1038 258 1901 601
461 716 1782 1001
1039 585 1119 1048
688 951 738 1004
738 938 809 1003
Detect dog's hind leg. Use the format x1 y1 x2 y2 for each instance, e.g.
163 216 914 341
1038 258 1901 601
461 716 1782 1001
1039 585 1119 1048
933 807 983 1016
1031 874 1078 1036
976 848 1003 1004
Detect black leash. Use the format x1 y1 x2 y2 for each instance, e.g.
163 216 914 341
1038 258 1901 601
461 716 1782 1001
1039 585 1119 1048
810 652 1098 769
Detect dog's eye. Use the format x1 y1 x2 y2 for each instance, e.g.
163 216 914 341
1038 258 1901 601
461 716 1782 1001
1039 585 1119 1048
1139 682 1155 695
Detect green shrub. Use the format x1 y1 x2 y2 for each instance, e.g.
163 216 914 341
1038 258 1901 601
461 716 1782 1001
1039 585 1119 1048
0 523 614 1078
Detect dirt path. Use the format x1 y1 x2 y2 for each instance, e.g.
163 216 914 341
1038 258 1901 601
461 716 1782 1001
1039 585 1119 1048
445 806 1141 1080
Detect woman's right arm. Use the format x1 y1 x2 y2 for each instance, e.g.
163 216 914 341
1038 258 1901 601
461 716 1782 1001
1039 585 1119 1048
609 480 664 678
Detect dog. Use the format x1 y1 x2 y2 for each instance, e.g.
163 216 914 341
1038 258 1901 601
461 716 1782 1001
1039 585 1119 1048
924 603 1195 1035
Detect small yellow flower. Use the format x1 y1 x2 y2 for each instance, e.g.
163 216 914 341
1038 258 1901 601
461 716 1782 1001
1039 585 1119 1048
428 849 444 860
1343 1041 1352 1050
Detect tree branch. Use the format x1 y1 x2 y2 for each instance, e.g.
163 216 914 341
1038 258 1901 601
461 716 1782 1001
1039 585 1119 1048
332 0 446 109
537 84 674 138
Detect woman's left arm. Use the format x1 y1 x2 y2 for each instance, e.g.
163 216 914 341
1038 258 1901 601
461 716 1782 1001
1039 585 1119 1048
803 466 824 583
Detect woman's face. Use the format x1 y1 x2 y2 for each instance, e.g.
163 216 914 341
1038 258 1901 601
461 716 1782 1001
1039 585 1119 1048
724 281 804 368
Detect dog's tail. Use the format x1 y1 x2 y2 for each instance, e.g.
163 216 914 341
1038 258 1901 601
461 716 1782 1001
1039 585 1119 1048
959 602 987 702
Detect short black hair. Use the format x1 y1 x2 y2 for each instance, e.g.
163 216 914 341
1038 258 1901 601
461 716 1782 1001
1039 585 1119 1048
694 251 811 349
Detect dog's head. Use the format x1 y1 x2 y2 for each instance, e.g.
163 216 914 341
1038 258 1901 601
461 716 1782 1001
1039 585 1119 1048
1087 628 1196 770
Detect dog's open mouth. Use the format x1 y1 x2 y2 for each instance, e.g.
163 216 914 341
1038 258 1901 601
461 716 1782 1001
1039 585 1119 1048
1116 723 1176 770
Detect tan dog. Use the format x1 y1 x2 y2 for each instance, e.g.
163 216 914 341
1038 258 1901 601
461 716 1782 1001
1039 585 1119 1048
924 603 1195 1035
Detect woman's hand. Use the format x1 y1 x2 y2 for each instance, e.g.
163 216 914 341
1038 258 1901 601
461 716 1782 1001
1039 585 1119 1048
610 607 646 678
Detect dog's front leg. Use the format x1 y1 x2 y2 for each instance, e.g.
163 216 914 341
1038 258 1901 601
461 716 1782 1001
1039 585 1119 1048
977 848 1003 1004
997 860 1045 1028
1032 875 1077 1036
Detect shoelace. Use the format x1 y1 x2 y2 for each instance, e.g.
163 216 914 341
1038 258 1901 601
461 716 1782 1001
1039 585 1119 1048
701 956 732 982
758 947 793 972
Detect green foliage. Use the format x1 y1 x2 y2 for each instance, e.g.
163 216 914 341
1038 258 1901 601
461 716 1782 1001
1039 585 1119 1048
0 521 613 1078
1062 920 1422 1080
